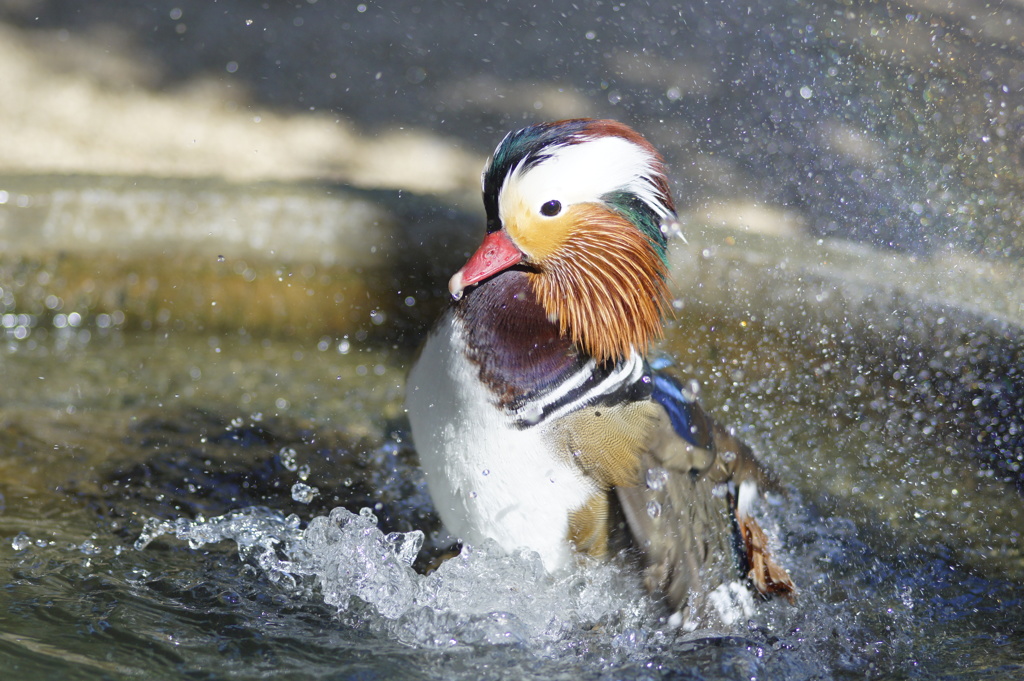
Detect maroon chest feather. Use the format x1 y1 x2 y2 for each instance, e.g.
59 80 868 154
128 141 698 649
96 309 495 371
456 270 588 409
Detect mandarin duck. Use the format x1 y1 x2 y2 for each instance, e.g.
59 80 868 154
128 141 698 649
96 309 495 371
406 118 794 627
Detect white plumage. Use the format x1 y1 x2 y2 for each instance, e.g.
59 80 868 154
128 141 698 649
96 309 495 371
406 311 598 572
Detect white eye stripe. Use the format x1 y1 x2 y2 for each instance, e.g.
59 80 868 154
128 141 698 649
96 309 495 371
499 137 671 222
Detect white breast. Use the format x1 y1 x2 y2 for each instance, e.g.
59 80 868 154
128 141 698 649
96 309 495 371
406 312 598 572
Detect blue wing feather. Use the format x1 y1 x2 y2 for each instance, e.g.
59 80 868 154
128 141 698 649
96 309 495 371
651 372 709 448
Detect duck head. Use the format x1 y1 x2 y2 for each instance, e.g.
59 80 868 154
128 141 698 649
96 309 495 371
449 118 678 364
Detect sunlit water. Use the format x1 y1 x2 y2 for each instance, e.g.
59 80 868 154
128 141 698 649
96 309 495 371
1 324 1022 680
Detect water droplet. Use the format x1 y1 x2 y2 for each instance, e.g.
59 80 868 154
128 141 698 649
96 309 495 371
79 539 101 556
646 500 662 518
11 532 31 551
291 482 320 504
646 467 668 491
686 379 701 398
279 447 299 471
518 402 543 425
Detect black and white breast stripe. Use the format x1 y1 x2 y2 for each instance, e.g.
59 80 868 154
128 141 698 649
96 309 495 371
509 351 651 428
457 269 656 429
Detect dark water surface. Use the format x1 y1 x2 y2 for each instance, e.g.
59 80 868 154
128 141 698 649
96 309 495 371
1 320 1021 680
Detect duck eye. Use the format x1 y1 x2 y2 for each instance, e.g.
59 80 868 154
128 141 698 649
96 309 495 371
540 200 562 217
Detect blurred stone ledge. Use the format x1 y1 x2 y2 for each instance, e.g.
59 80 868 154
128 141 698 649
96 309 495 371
0 175 391 264
1 174 1021 351
670 225 1024 350
0 175 475 340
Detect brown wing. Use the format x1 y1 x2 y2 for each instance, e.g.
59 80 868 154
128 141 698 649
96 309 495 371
615 398 795 620
547 388 795 618
707 413 796 599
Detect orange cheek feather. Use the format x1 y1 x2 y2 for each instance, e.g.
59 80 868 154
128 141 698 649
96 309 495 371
504 202 577 263
515 204 670 363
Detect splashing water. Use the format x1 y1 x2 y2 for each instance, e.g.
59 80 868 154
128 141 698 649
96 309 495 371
135 505 659 650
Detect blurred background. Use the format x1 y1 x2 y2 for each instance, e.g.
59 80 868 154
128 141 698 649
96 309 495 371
2 0 1023 254
1 1 1023 679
